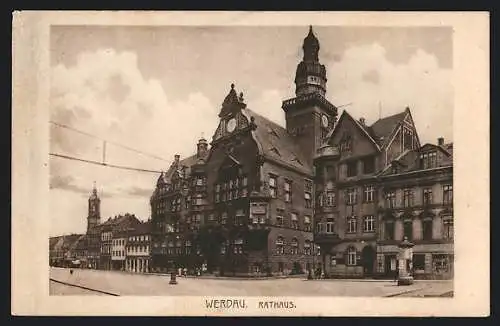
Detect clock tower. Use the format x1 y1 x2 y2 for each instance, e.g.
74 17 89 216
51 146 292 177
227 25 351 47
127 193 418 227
212 83 249 144
87 182 101 233
282 26 338 167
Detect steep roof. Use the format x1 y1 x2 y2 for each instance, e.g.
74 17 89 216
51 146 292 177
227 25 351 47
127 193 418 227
162 153 205 183
369 111 407 144
101 214 141 232
245 109 312 174
326 110 381 151
128 221 152 236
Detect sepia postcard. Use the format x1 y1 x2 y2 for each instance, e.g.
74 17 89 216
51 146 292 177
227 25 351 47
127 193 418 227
12 11 490 316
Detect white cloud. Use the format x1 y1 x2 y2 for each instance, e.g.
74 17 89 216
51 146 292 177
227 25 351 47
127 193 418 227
50 49 218 236
247 89 287 127
327 43 453 145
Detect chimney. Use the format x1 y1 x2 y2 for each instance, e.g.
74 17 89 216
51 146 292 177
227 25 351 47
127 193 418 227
197 137 208 158
438 137 444 146
359 117 366 126
174 154 180 164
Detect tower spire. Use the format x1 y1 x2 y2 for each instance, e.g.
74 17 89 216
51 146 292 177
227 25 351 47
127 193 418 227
293 26 326 96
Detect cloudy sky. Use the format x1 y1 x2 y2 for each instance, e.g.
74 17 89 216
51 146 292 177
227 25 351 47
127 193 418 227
49 25 453 236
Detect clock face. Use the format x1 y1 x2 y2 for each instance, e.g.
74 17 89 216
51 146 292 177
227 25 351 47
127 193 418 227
321 114 329 128
226 118 237 133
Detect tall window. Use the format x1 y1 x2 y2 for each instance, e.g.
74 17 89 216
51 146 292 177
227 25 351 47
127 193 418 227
443 185 453 205
325 181 335 207
420 151 437 169
403 221 413 240
363 215 376 232
422 219 433 240
276 237 285 255
240 176 248 198
216 172 247 203
185 240 192 255
269 175 277 198
326 219 335 234
362 156 375 174
403 188 413 208
316 222 324 234
215 184 221 203
234 209 245 226
171 197 181 212
443 216 454 240
304 215 311 232
175 240 182 255
316 191 324 207
276 209 284 226
346 188 357 205
304 240 311 255
291 238 299 255
364 185 375 203
423 188 433 206
326 190 336 207
403 128 414 150
167 240 174 255
385 221 395 240
347 161 357 177
304 179 313 208
347 247 357 266
291 213 298 229
385 191 396 208
340 133 352 153
347 216 357 233
221 212 228 225
233 239 243 254
284 180 292 202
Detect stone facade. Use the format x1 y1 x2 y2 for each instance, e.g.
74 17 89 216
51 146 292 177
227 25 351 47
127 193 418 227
150 27 337 276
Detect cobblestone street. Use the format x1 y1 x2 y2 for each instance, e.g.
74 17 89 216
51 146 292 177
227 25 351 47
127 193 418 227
50 268 453 297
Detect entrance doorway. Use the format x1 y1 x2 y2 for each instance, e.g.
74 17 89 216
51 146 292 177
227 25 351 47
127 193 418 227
384 254 397 278
361 246 376 277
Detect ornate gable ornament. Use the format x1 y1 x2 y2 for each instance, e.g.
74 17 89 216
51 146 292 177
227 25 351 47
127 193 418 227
219 83 247 118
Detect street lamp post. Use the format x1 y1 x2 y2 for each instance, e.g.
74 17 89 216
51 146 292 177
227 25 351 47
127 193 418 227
397 236 415 286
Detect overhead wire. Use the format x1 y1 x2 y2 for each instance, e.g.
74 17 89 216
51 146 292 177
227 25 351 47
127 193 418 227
49 121 170 163
49 153 163 174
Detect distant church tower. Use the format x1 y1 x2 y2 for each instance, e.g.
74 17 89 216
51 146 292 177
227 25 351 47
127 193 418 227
282 26 338 166
87 182 101 233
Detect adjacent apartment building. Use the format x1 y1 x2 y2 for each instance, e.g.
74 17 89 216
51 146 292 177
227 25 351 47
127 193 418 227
313 109 453 280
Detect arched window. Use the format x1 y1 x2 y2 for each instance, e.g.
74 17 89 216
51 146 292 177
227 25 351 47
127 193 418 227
347 247 357 266
347 216 357 233
291 238 299 255
276 236 285 255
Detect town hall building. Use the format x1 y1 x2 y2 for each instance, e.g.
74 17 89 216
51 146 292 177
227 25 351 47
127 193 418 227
146 26 453 279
